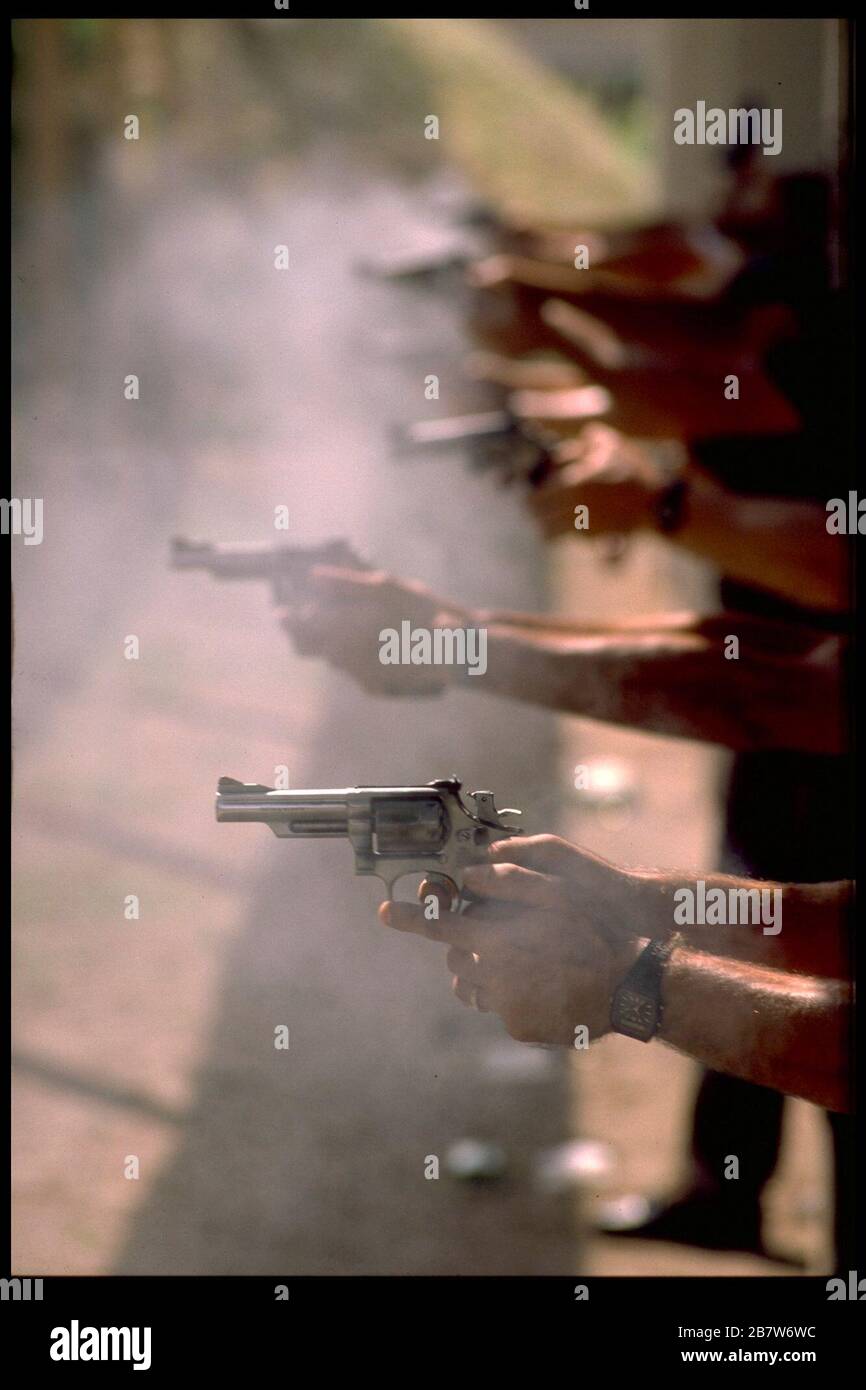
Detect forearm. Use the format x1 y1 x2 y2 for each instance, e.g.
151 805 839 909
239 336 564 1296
454 622 843 753
676 467 850 612
658 947 852 1112
625 872 853 978
468 607 703 638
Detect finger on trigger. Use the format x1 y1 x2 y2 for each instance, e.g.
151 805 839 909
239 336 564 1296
380 900 492 951
418 877 457 913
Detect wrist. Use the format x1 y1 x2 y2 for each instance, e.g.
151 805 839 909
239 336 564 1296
590 936 648 1042
621 867 681 938
609 931 683 1042
643 440 690 534
609 934 649 989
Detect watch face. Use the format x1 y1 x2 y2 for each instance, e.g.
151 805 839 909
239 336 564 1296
613 988 657 1040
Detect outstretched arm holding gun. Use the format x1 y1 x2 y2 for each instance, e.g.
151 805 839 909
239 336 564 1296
172 537 845 754
278 566 846 756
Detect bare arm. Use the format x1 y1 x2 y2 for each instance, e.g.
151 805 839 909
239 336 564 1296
462 615 845 754
677 466 850 613
280 569 845 754
626 872 853 979
469 607 708 636
494 837 853 981
659 946 852 1112
529 429 851 613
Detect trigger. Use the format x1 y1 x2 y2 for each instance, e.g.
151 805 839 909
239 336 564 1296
424 873 460 914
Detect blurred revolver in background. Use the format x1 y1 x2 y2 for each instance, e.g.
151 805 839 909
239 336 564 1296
215 774 522 908
171 536 368 605
393 408 557 485
392 404 611 487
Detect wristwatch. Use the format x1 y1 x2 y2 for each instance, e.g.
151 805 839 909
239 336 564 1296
610 934 681 1042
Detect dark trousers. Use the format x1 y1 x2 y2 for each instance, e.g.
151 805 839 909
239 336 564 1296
691 1071 784 1199
691 1070 854 1268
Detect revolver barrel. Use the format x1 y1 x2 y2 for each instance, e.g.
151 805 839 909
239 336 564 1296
396 410 517 450
393 409 561 488
216 782 352 836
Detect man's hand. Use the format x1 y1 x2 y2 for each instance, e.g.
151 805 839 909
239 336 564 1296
379 835 641 1046
279 566 469 696
528 425 673 539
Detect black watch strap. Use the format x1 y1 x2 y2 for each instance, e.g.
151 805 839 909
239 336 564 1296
610 934 681 1042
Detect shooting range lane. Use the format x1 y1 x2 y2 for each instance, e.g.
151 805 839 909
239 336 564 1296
13 156 575 1274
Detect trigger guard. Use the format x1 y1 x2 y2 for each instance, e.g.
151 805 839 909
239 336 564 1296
378 869 460 911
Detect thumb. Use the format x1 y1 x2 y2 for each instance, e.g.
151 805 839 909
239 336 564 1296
490 834 617 889
463 860 559 908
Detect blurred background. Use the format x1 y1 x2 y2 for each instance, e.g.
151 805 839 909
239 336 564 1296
12 17 847 1275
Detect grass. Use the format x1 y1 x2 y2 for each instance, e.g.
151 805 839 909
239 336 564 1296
386 18 657 226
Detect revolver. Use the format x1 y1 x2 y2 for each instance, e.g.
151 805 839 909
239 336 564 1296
215 775 523 908
393 409 560 487
170 536 368 605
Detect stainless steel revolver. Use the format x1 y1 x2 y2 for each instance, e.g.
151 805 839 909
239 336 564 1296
215 775 523 908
